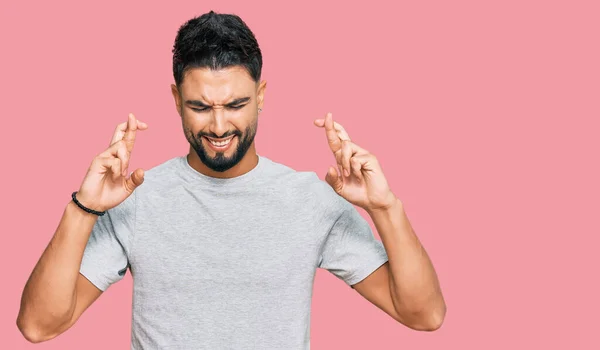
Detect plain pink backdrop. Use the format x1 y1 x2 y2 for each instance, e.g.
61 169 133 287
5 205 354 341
1 0 599 349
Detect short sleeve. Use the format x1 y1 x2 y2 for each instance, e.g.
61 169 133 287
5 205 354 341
318 198 389 287
79 191 136 291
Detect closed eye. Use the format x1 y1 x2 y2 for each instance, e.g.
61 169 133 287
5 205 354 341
190 104 246 113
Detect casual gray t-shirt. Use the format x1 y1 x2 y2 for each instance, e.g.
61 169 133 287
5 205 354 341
80 154 389 349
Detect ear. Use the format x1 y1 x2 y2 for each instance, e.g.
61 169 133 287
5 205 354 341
256 80 267 111
171 84 182 117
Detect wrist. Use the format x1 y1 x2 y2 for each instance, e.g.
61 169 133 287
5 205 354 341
366 192 401 215
71 192 106 216
66 200 101 221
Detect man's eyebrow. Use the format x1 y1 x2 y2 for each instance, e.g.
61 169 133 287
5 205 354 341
185 97 251 107
185 100 209 107
226 97 251 106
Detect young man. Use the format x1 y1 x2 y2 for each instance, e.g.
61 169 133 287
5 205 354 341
17 11 446 349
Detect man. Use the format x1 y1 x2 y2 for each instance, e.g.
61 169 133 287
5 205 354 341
17 11 445 349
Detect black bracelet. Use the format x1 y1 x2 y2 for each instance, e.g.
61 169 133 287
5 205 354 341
71 191 106 216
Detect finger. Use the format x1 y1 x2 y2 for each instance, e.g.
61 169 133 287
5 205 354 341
314 119 351 142
110 121 128 146
331 121 351 142
335 139 369 158
325 166 343 194
350 156 364 181
125 168 145 193
347 140 369 156
117 144 129 176
324 113 342 153
92 156 121 179
100 140 128 172
351 153 377 173
110 118 148 146
124 113 139 152
341 140 353 177
109 158 122 182
100 139 125 157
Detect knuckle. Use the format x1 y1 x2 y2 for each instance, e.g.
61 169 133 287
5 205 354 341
124 180 133 193
92 155 105 165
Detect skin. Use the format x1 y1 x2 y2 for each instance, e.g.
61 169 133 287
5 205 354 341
16 115 147 343
314 113 447 330
16 66 445 344
171 66 267 178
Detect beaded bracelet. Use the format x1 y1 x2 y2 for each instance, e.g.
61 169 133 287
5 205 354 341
71 191 106 216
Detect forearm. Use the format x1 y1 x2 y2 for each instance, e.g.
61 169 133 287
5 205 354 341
18 201 97 336
367 198 446 329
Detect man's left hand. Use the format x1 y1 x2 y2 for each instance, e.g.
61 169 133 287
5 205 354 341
314 112 398 212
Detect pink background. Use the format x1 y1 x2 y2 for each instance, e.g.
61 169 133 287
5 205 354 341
1 0 599 349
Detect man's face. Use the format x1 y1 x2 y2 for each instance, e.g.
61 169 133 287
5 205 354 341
172 66 265 172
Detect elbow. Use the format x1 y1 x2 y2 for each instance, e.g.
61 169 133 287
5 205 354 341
17 318 45 343
16 315 62 344
396 302 446 332
416 306 446 331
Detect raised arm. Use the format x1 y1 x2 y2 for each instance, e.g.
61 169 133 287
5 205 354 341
17 114 147 343
17 204 103 343
314 113 445 330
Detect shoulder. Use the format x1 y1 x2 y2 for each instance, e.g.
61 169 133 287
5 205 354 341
135 156 182 197
261 157 325 191
142 156 182 181
260 157 348 213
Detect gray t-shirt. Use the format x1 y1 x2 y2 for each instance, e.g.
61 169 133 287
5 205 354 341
80 154 389 349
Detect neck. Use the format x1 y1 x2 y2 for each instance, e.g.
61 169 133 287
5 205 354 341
186 144 259 179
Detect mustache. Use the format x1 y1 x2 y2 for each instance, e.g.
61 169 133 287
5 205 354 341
197 130 242 139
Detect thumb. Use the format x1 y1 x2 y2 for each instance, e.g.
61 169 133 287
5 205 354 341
325 166 343 194
125 168 145 192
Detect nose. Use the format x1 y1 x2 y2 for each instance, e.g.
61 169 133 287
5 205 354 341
208 108 230 137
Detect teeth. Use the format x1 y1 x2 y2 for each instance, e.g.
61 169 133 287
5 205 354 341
209 138 232 147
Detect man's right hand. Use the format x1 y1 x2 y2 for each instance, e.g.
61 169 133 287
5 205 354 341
76 113 148 212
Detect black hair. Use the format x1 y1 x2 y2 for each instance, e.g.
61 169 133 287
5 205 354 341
172 11 263 87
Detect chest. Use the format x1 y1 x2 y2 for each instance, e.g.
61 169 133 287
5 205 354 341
129 188 327 292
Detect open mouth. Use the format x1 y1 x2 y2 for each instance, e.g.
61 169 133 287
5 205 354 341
203 135 236 151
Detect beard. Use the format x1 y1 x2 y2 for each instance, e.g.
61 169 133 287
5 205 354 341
184 120 257 173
